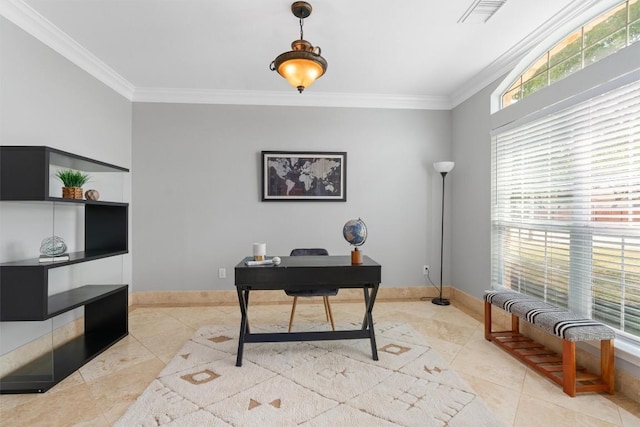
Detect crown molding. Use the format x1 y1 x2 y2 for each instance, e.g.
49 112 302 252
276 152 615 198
132 87 452 110
449 0 605 108
0 0 135 100
3 0 612 111
0 0 449 111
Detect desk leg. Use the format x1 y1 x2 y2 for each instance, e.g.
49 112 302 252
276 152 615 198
362 287 371 329
243 290 251 334
362 284 379 361
236 288 250 367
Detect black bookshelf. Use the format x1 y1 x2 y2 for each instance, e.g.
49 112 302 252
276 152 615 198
0 285 128 393
0 146 130 394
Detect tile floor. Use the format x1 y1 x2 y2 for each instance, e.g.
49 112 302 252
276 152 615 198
0 300 639 426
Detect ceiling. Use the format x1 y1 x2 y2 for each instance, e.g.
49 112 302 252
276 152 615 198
3 0 613 108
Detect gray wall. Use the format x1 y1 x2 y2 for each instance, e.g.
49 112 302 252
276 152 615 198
132 103 452 292
0 18 132 354
0 18 132 167
450 80 501 298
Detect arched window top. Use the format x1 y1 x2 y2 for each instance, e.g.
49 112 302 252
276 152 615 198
499 0 639 109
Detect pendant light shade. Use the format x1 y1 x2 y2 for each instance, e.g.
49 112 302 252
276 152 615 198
270 2 327 93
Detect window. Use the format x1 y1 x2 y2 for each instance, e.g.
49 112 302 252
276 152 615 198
502 0 640 108
492 78 640 340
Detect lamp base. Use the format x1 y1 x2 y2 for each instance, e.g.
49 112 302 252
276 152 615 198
431 298 450 306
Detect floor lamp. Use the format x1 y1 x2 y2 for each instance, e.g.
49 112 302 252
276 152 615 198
432 161 454 306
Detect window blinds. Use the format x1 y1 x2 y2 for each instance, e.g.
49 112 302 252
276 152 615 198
491 78 640 339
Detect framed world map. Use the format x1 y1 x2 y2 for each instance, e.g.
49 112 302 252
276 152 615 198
262 151 347 201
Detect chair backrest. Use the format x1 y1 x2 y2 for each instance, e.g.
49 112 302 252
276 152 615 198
290 248 329 256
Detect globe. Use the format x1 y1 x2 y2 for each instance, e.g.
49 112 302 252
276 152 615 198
343 218 367 246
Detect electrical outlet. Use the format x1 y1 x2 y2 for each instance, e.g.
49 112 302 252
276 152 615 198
218 268 226 279
423 265 430 275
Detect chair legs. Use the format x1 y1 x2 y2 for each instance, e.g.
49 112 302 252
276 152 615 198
288 296 335 332
323 296 336 331
288 296 299 333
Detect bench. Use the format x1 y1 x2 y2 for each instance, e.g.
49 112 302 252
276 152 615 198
483 288 615 397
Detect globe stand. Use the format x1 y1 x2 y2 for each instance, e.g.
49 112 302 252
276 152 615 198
351 247 363 265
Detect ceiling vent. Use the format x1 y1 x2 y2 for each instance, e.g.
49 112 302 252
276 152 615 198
458 0 507 24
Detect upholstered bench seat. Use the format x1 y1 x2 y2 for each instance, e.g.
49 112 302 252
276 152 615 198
484 289 616 342
484 287 615 397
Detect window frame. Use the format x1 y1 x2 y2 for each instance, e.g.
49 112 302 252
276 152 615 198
493 0 638 113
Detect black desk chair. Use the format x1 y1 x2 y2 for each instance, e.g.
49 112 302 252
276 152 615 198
286 248 337 332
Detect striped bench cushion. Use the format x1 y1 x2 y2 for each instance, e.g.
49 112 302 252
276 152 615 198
484 289 615 342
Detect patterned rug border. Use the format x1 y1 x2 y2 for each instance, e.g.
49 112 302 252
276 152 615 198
117 321 502 426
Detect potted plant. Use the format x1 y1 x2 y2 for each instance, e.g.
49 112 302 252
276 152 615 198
56 169 90 199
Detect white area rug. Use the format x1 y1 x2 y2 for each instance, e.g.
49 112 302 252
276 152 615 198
117 322 502 426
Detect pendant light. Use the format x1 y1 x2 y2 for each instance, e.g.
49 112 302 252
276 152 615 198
270 2 327 93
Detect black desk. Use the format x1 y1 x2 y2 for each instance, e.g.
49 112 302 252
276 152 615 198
234 255 382 366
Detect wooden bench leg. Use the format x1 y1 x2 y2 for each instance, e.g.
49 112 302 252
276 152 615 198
563 340 577 397
602 339 615 394
484 301 492 340
511 314 519 334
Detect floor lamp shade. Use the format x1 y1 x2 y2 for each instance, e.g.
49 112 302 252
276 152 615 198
433 161 455 174
432 161 454 306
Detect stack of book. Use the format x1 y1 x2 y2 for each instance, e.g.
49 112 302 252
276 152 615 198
245 259 274 266
39 253 70 263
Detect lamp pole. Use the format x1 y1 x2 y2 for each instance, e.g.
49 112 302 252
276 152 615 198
432 162 454 306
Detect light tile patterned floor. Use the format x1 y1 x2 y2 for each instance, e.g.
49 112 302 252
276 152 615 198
0 300 638 426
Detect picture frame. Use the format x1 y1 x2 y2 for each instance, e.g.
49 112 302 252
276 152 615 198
262 151 347 201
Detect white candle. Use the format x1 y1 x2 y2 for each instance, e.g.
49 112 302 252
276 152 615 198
253 243 266 261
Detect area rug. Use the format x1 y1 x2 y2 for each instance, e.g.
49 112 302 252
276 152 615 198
116 321 502 426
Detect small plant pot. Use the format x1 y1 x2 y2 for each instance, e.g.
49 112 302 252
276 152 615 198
62 186 83 199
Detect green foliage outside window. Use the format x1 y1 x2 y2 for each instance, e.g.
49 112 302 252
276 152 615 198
632 0 640 20
631 20 640 42
550 33 581 67
584 5 627 47
522 72 547 96
550 54 582 83
585 28 627 65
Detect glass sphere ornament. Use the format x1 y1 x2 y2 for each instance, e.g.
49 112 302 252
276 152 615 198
40 236 67 256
